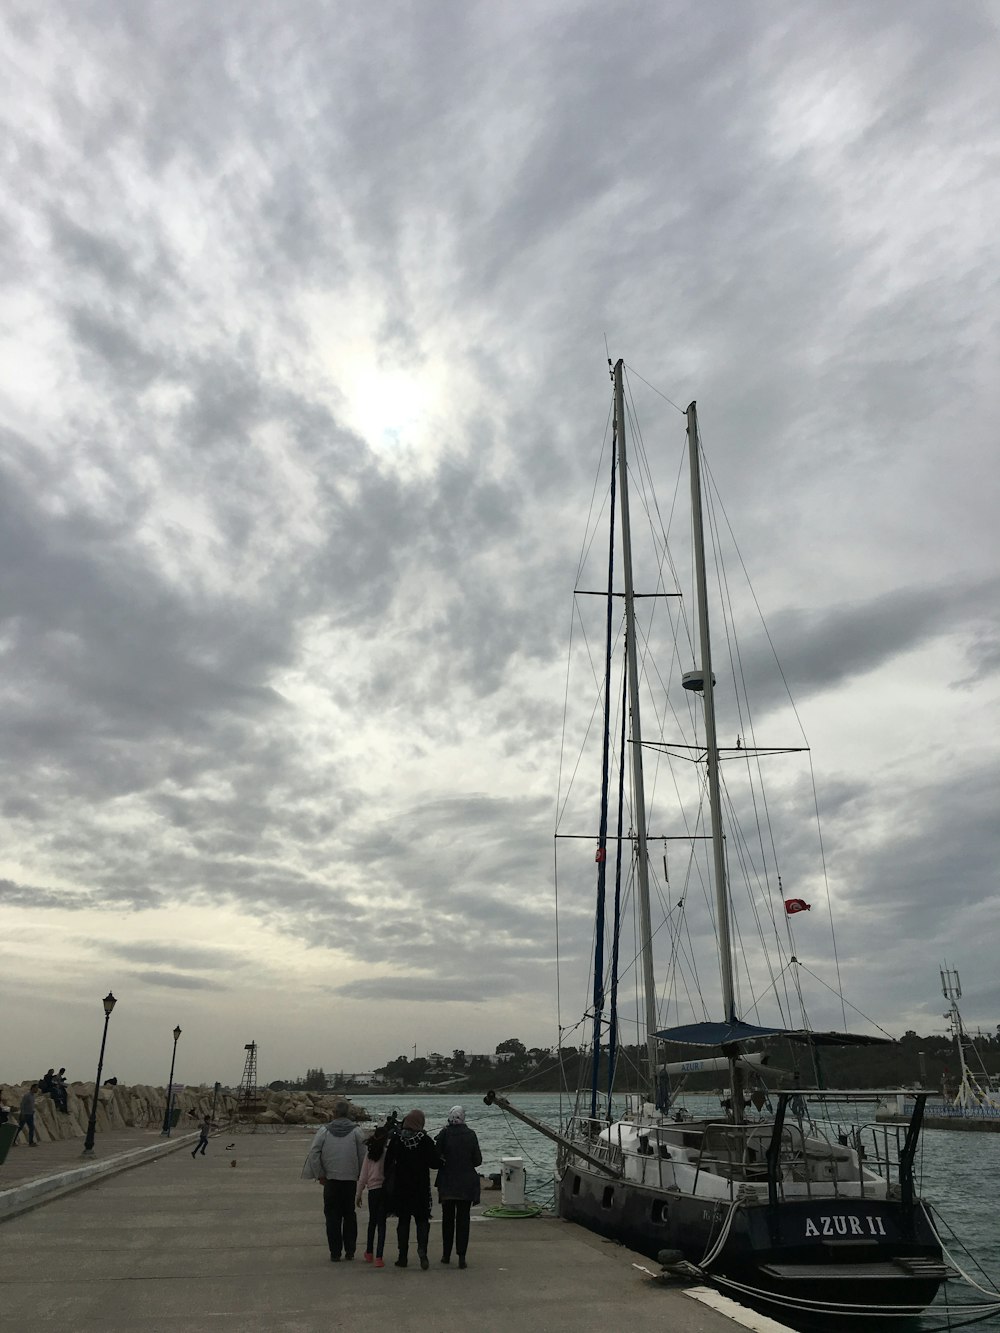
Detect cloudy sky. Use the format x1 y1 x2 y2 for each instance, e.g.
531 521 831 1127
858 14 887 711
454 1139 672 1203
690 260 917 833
1 1 997 1089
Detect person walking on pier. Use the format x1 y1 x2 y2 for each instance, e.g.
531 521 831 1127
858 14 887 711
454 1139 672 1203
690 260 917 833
191 1117 212 1157
385 1109 441 1270
14 1084 39 1147
305 1099 366 1262
356 1121 390 1267
435 1105 482 1269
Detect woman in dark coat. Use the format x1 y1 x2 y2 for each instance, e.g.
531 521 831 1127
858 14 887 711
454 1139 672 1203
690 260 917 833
434 1105 482 1268
385 1109 442 1269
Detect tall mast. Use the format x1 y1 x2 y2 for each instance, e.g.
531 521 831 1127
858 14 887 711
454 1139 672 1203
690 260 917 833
589 390 618 1117
614 360 659 1096
941 967 971 1107
686 403 741 1118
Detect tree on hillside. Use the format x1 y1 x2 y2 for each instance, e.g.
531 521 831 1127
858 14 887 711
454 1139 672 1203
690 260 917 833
496 1038 526 1058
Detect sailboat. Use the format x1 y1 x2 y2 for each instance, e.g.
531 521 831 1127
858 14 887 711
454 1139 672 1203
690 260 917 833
487 359 962 1323
878 968 1000 1132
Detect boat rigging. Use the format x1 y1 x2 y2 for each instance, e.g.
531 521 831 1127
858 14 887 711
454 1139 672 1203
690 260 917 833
487 358 1000 1325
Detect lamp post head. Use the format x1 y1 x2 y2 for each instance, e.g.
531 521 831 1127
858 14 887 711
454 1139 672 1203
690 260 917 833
103 991 117 1016
173 1025 182 1042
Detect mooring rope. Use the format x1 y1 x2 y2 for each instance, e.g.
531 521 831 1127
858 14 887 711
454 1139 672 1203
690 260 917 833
698 1198 742 1269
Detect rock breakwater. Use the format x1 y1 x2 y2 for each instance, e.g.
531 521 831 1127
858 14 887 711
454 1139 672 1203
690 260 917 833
1 1081 368 1144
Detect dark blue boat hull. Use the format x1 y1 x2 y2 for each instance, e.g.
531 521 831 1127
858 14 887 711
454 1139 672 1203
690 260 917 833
557 1162 946 1318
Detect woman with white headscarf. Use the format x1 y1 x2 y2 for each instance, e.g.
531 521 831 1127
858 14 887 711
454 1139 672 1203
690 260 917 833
434 1106 483 1268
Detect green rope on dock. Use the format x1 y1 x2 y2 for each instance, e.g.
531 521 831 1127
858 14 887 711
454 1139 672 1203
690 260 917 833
481 1204 543 1219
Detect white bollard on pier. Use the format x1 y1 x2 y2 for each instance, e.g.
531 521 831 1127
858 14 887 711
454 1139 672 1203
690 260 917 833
500 1156 526 1208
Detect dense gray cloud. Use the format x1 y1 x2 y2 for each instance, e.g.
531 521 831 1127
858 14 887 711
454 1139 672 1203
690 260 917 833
128 969 226 991
0 0 997 1082
97 940 249 970
736 580 1000 712
331 974 516 1004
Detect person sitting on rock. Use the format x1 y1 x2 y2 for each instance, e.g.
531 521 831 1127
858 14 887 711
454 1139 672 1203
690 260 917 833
53 1069 69 1113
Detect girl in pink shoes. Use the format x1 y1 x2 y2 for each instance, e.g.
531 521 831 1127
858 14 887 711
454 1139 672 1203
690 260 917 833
356 1121 390 1267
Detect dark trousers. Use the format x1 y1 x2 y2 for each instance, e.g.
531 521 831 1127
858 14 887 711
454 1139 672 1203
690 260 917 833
14 1114 35 1145
396 1200 430 1260
365 1186 387 1257
441 1199 471 1259
323 1179 358 1258
192 1135 208 1156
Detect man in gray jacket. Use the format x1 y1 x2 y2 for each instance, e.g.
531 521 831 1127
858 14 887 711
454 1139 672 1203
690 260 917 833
306 1100 367 1261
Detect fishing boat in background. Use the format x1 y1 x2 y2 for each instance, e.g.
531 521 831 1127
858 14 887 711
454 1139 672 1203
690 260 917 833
488 359 1000 1325
878 968 1000 1133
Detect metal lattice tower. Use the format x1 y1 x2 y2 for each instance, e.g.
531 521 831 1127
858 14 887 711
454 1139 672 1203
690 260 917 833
237 1041 258 1120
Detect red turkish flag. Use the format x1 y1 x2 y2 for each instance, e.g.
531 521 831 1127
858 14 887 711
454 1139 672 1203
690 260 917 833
595 847 607 863
784 898 811 915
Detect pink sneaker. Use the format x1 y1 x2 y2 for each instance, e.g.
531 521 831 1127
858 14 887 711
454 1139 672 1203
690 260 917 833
363 1252 373 1264
374 1257 384 1268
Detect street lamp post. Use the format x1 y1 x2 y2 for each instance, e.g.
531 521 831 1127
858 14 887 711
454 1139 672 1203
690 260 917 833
82 992 118 1156
161 1026 182 1136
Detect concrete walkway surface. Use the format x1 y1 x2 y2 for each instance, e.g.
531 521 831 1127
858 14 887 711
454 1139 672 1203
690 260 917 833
1 1125 196 1187
0 1124 199 1220
0 1129 789 1332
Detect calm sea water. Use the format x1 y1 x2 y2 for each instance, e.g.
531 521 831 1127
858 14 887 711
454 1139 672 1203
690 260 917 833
355 1091 1000 1330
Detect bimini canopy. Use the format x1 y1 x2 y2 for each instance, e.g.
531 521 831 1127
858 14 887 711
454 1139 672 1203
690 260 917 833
656 1020 893 1048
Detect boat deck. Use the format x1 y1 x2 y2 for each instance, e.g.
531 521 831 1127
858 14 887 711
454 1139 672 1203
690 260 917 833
760 1260 955 1281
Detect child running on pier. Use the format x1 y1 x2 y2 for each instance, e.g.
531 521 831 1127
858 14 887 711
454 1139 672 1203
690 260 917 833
191 1117 212 1158
356 1121 390 1267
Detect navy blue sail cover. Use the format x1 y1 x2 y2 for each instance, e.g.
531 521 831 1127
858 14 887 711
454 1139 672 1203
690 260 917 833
655 1020 892 1047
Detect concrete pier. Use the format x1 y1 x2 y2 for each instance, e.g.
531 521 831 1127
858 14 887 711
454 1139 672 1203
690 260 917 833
0 1128 789 1331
